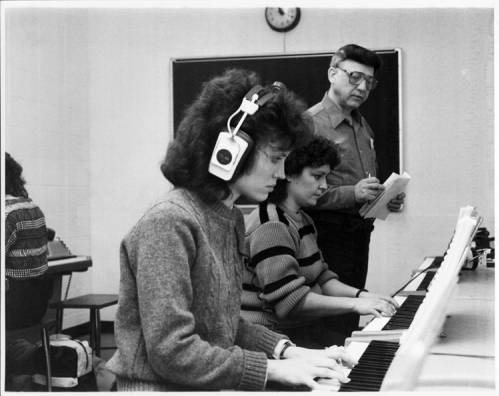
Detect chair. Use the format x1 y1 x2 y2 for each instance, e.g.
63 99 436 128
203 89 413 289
50 294 118 357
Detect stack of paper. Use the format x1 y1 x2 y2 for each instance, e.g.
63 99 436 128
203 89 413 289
359 172 411 220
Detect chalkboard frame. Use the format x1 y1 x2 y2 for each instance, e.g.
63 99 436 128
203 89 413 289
171 50 402 211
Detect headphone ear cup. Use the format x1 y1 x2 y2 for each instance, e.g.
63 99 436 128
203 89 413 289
230 130 254 179
208 130 254 181
209 83 275 181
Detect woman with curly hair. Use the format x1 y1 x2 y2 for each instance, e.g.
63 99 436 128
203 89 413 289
242 137 399 348
106 69 356 391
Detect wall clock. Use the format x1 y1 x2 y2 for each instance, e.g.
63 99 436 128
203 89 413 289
264 7 301 33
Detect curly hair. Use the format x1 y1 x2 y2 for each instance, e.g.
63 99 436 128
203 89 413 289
267 136 340 204
330 44 382 73
161 68 309 203
5 152 29 198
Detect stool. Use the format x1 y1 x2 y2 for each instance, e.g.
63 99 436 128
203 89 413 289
50 294 118 357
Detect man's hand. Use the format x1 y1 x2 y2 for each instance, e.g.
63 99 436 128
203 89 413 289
387 192 405 212
354 177 384 203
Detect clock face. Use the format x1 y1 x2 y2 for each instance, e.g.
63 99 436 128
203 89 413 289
265 7 301 33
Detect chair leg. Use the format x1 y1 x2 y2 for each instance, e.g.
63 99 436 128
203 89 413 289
55 308 63 334
41 327 52 392
90 308 101 357
95 309 102 357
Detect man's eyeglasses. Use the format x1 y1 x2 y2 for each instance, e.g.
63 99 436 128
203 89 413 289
335 66 378 90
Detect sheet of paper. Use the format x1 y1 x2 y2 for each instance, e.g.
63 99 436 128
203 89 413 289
359 172 411 220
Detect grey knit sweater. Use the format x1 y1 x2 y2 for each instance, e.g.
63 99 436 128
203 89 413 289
106 189 285 391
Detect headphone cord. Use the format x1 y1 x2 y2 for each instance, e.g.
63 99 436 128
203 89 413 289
391 251 484 297
391 265 433 297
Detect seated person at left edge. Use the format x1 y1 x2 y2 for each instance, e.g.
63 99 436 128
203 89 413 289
4 152 51 390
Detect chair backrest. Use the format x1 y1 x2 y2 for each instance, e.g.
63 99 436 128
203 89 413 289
5 275 53 330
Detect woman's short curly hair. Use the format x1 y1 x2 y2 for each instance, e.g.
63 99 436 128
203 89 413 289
5 152 29 198
161 68 309 203
267 136 340 204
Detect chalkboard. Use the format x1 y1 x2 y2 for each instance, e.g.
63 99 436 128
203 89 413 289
171 50 401 204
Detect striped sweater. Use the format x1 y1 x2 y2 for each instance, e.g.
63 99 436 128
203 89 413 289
242 202 338 329
5 196 48 279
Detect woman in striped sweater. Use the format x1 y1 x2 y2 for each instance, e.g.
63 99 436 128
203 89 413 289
5 152 51 390
242 137 399 348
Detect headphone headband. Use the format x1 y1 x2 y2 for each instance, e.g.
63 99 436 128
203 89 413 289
243 81 286 107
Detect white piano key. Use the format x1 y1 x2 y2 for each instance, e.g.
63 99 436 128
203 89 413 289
419 256 436 271
411 257 438 276
404 272 428 291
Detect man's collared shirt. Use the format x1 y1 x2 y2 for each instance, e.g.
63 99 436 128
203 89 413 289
306 92 377 214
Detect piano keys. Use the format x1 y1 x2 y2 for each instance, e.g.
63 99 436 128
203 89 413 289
426 256 443 269
415 271 435 291
402 256 442 293
359 291 427 334
381 295 424 330
337 269 494 392
316 340 400 392
359 295 405 334
339 341 399 392
332 208 493 392
357 256 444 335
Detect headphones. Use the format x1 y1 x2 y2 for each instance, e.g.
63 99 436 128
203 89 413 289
208 82 284 181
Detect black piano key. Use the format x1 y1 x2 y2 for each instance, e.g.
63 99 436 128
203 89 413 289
382 295 425 330
429 256 444 268
339 341 399 392
342 380 384 391
417 271 436 291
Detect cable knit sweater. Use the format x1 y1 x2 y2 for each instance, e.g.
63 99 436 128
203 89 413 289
106 189 285 391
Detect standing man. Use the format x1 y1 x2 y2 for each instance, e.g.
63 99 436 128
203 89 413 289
305 44 405 338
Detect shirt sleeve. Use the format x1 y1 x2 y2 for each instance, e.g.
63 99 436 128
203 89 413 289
315 184 357 210
5 216 17 254
306 111 366 211
248 221 310 319
129 208 268 390
315 267 339 286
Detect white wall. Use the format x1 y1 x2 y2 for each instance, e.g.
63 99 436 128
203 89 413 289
5 9 92 326
4 7 494 326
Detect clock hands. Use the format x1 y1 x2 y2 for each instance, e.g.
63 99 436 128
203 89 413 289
265 7 301 32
